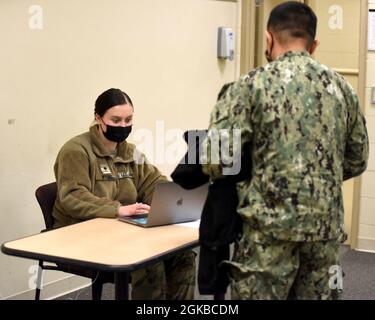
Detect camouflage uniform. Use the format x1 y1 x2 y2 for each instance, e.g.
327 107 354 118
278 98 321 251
131 250 197 300
201 51 369 299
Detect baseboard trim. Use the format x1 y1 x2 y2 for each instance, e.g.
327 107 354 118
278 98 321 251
355 237 375 253
5 275 91 300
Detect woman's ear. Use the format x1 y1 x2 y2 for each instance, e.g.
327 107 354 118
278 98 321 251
95 114 101 123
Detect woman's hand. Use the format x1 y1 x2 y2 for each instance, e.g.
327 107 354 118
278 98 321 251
118 202 151 217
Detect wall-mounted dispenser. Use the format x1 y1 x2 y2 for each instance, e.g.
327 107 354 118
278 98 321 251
217 27 234 61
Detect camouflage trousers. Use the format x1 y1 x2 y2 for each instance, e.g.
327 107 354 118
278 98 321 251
130 250 196 300
227 225 343 300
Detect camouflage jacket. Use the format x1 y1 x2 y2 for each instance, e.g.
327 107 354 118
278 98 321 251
201 51 369 242
52 124 167 228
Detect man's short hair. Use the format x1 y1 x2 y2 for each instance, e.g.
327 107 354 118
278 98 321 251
267 1 317 47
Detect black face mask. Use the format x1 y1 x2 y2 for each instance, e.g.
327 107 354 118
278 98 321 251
265 32 274 63
102 123 132 143
265 49 273 63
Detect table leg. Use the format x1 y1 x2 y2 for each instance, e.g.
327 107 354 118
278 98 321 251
115 272 130 300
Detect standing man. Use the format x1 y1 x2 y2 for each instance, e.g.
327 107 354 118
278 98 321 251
201 1 368 299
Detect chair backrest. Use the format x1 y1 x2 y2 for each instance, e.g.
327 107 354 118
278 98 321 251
35 182 58 230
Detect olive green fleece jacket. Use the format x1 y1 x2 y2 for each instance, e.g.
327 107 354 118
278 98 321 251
52 125 167 228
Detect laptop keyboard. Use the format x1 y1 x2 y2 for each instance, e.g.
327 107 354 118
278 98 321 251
126 213 149 224
131 217 148 224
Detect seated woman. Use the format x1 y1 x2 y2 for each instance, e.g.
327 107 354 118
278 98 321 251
52 88 196 299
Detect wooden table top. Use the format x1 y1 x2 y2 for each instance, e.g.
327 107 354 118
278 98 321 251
2 218 199 271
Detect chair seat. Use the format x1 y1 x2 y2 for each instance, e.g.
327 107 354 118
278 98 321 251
35 182 114 300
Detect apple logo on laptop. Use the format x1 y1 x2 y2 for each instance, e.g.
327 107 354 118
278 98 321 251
177 198 183 206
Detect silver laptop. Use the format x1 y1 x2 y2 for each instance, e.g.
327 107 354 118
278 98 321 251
118 182 209 227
